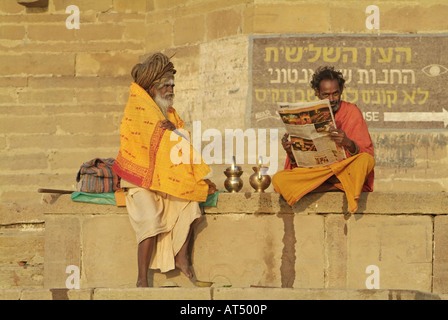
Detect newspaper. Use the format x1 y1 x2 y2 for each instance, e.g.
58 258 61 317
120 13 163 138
277 99 346 167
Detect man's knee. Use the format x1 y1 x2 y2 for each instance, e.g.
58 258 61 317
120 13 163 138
357 152 375 171
271 170 285 188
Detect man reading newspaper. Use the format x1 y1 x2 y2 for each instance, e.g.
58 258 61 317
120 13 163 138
272 66 375 214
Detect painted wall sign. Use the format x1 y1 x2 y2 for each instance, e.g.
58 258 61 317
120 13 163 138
250 34 448 130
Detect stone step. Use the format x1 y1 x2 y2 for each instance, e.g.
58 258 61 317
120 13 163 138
1 287 445 300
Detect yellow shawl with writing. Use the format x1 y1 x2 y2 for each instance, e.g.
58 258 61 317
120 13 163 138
112 82 210 202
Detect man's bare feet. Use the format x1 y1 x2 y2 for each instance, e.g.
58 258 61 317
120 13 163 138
175 254 193 279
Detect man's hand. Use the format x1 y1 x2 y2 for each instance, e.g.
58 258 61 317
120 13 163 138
328 128 349 147
160 119 176 131
203 179 217 195
281 133 293 153
281 133 297 165
328 126 357 154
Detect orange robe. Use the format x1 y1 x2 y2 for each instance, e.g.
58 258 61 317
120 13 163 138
112 82 210 202
273 101 375 213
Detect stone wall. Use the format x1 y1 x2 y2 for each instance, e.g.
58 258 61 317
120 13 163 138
1 0 447 288
43 192 448 293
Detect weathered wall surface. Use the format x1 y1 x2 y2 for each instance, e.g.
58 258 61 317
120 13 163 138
42 192 448 293
0 0 447 288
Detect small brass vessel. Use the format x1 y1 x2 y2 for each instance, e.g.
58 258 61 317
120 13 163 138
224 157 243 193
224 166 243 193
249 166 271 192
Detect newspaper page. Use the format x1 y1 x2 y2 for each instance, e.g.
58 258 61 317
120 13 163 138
277 99 346 167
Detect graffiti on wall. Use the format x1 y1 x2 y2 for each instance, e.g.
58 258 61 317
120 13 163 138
250 35 448 130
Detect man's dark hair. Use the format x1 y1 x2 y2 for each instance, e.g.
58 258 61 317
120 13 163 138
310 66 345 92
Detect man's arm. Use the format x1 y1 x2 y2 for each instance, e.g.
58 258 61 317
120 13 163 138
332 103 374 157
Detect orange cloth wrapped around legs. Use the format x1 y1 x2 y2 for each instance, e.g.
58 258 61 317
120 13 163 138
272 153 375 213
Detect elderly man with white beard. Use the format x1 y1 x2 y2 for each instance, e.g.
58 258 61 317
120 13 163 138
113 53 215 287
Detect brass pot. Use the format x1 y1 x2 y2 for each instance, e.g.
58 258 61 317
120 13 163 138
249 166 271 192
224 166 243 193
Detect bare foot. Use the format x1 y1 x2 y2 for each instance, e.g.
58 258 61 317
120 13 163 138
175 255 193 278
136 279 149 287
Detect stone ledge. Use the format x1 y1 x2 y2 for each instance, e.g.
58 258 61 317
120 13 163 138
43 191 448 215
0 287 444 300
209 191 448 215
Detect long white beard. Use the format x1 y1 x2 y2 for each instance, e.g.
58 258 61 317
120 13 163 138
154 93 174 118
